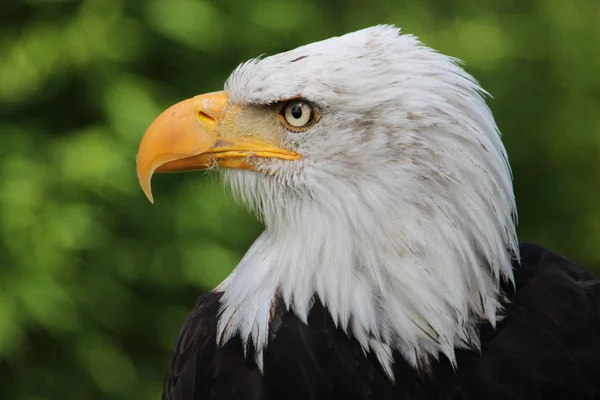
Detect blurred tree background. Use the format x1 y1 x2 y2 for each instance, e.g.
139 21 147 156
0 0 599 398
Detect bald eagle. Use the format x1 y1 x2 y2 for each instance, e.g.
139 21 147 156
136 26 600 400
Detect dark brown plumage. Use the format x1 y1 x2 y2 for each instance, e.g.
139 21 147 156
161 243 600 400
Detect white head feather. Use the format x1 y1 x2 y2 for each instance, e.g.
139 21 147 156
215 25 518 377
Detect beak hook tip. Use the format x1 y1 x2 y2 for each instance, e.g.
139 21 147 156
137 167 156 204
141 182 155 204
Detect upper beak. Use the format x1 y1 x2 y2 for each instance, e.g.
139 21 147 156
136 91 300 203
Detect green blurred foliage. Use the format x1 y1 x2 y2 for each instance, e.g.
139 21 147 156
0 0 599 398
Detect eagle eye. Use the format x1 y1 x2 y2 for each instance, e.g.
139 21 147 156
280 100 317 130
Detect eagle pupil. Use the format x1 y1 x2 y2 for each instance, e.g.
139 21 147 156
291 104 303 119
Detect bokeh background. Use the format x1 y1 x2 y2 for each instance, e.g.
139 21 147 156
1 0 599 398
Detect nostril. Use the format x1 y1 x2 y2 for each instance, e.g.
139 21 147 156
192 92 228 126
197 110 215 123
197 109 218 130
193 91 228 120
198 110 211 119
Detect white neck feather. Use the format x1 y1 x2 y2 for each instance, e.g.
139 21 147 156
217 145 516 377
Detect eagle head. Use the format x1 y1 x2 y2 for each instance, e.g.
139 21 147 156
136 25 518 374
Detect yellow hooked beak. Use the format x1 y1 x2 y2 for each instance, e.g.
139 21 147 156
136 91 301 203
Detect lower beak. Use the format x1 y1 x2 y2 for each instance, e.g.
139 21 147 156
135 91 300 203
